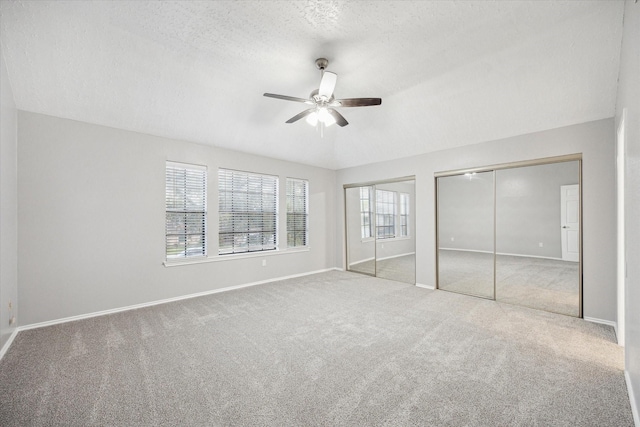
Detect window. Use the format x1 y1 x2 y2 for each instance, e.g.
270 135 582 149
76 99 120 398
286 178 308 247
360 187 373 239
165 162 207 259
376 189 396 239
399 192 410 237
218 169 278 255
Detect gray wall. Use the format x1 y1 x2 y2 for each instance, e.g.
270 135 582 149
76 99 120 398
345 186 374 265
0 47 18 349
336 119 616 322
17 112 336 326
616 0 640 419
438 162 579 259
496 162 579 259
438 172 494 253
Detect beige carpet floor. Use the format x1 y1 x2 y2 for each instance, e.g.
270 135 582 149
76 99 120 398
438 249 580 316
0 271 632 426
349 254 415 284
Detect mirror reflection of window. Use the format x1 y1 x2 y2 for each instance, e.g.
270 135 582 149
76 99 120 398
345 180 415 285
400 193 410 237
376 189 396 239
359 187 373 239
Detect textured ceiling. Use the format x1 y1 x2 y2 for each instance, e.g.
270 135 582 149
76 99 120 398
0 1 624 169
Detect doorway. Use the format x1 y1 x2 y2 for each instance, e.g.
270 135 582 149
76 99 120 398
561 184 580 262
345 178 416 284
436 156 582 317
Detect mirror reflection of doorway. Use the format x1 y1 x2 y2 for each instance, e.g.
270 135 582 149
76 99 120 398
436 158 581 317
345 178 416 284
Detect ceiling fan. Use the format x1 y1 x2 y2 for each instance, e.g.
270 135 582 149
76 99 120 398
263 58 382 128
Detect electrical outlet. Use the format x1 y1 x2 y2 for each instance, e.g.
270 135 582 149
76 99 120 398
262 259 267 267
451 237 455 242
539 242 543 247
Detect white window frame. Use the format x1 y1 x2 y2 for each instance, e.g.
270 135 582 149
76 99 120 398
286 178 309 248
218 168 278 255
165 161 207 260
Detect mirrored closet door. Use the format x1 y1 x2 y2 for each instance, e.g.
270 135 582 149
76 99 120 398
345 178 416 284
436 157 581 317
437 171 495 299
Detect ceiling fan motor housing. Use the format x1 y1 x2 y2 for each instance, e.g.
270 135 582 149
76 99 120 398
315 58 329 70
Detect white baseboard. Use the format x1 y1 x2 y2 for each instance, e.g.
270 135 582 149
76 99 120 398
584 316 618 335
439 248 567 262
584 317 621 348
496 252 566 262
18 268 338 333
349 257 375 267
416 283 435 290
376 252 416 262
626 370 640 427
349 252 415 267
439 248 493 254
0 328 19 361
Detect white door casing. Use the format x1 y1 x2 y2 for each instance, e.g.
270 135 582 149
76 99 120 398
616 111 625 347
561 184 580 262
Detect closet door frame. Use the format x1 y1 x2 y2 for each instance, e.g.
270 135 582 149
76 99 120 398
434 154 583 318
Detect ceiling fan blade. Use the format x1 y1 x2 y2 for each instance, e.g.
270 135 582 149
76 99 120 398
264 93 314 104
333 98 382 107
318 71 337 98
285 108 316 124
327 108 349 127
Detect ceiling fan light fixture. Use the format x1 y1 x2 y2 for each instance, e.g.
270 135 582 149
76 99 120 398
264 57 381 128
317 107 336 126
306 107 336 127
306 112 319 126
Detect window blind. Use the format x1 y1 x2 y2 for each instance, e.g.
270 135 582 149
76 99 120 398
400 192 410 237
376 189 396 239
166 162 207 259
218 169 278 255
286 178 308 247
360 187 373 239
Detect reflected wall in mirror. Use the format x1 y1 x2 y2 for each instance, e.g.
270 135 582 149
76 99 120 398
437 171 495 298
495 161 580 317
346 186 375 276
345 179 416 284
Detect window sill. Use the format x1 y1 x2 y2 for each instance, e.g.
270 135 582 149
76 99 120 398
163 247 310 267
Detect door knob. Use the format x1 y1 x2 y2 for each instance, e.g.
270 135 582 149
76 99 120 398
562 226 568 229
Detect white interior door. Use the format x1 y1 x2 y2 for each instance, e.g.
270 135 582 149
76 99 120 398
561 184 580 262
